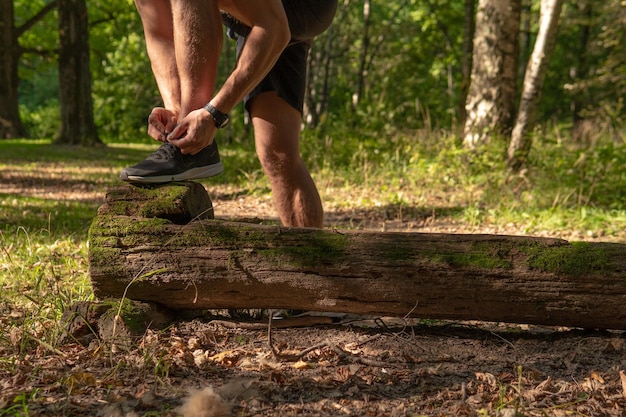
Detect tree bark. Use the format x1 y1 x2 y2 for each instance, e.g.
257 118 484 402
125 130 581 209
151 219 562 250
507 0 564 172
56 0 101 146
0 0 28 138
458 0 476 129
352 0 371 111
517 0 532 81
89 183 626 330
463 0 521 148
570 0 594 139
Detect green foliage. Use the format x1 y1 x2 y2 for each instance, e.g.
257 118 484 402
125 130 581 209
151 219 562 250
19 100 60 139
88 0 159 142
92 32 158 142
11 0 625 144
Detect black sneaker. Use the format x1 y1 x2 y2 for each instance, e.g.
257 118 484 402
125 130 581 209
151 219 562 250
120 141 223 183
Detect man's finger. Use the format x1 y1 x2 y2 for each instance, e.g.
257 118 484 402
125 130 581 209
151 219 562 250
149 117 165 132
166 124 187 141
164 116 177 133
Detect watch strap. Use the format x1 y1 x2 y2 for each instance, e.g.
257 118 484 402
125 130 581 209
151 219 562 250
203 102 230 129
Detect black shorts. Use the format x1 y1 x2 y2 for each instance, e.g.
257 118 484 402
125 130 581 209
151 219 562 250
222 0 337 114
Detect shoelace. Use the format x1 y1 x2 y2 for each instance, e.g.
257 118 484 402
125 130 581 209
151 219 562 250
150 142 179 160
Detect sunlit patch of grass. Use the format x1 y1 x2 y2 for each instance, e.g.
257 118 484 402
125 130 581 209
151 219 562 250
305 127 625 240
0 226 92 355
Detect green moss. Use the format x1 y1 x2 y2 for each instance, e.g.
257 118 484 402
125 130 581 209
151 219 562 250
256 232 349 268
88 216 172 273
100 299 152 334
524 241 610 276
427 241 512 269
89 215 171 238
429 252 511 269
178 221 350 268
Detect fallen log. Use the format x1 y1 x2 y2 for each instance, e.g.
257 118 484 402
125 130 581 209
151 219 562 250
89 182 626 330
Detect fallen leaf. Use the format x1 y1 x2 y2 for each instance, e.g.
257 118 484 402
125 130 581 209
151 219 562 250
590 371 605 384
475 372 497 389
292 359 313 370
209 349 243 367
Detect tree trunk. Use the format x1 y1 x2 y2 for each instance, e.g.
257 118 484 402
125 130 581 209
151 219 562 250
570 0 594 139
352 0 371 112
518 0 532 81
89 183 626 331
0 0 28 138
56 0 101 146
463 0 521 148
458 0 476 129
507 0 564 172
304 21 335 127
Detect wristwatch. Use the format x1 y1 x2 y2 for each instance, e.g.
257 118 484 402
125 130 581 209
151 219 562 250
203 102 230 129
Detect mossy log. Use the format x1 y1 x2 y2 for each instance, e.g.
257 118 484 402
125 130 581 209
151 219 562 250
97 181 213 224
89 184 626 330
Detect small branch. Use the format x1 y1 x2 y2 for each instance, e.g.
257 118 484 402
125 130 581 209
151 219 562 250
17 0 59 38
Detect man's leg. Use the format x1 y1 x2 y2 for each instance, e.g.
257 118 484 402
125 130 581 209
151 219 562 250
249 92 323 228
134 0 180 111
135 0 221 117
121 0 224 183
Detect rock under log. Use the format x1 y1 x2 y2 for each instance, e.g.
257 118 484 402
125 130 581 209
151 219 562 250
88 182 626 330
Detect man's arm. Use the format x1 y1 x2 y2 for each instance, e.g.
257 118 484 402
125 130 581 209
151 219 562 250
210 0 291 113
168 0 290 154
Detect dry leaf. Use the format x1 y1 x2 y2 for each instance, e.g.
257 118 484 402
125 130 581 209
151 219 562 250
590 371 605 384
475 372 497 389
292 359 313 370
209 349 242 366
619 370 626 398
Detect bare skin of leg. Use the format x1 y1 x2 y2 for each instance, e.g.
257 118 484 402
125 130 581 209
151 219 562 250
249 92 323 228
135 0 221 116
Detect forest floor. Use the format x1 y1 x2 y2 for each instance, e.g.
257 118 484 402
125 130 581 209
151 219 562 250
2 178 626 417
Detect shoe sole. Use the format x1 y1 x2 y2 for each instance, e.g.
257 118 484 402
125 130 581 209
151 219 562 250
121 162 224 183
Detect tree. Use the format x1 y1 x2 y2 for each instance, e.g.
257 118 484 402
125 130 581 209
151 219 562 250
458 0 476 128
55 0 100 146
0 0 57 138
507 0 564 171
463 0 521 148
0 0 24 138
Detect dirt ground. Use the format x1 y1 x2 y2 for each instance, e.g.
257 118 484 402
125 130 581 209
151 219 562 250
3 311 626 416
2 183 626 416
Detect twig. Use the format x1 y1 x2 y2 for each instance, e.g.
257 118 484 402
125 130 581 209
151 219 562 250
268 310 279 359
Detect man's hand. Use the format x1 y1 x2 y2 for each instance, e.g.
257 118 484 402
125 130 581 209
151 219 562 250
167 108 217 155
148 107 178 142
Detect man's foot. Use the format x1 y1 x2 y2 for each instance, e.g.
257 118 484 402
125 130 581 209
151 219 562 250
120 141 223 183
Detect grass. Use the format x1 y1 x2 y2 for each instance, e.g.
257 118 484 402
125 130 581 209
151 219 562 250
0 131 625 414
